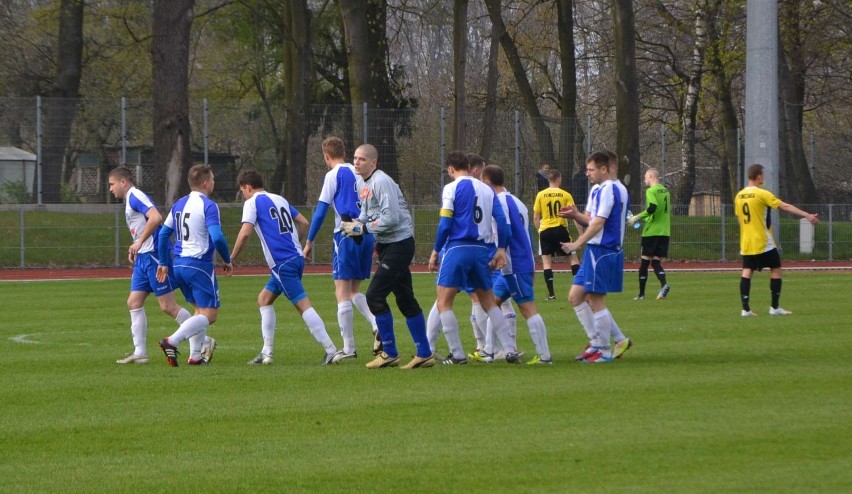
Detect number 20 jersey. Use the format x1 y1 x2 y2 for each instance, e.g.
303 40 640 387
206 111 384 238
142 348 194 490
241 191 304 268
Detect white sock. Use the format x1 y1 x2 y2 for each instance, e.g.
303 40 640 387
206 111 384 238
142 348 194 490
337 301 355 353
188 332 205 361
439 311 465 359
352 293 378 331
526 314 550 360
487 306 513 354
501 300 517 352
168 314 209 346
260 305 276 355
303 307 336 353
471 302 488 350
573 301 596 343
593 309 612 355
175 308 192 325
426 301 441 353
129 308 147 356
610 317 627 343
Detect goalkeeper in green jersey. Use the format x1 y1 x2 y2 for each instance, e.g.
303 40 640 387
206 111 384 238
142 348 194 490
627 169 671 300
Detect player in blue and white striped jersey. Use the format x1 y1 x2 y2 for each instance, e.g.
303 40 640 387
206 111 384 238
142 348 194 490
155 164 233 367
481 165 552 364
108 166 195 365
303 137 379 359
230 170 343 366
560 152 630 363
428 151 516 365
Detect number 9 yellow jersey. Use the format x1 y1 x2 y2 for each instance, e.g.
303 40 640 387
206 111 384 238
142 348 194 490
734 186 782 255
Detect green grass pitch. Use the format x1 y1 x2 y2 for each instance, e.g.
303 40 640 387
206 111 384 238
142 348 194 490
1 271 849 493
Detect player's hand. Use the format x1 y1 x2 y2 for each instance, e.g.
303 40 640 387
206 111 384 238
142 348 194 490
302 240 313 261
807 213 820 225
428 250 440 273
626 215 637 226
156 265 168 283
558 206 577 219
560 241 577 254
222 262 233 277
489 249 506 270
341 220 365 237
128 240 142 263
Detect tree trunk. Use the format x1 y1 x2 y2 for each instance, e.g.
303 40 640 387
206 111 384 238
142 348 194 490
779 0 819 204
339 0 400 180
479 16 501 161
557 0 579 174
282 0 313 204
452 0 469 150
674 0 709 209
484 0 555 166
152 0 194 207
611 0 641 199
40 0 83 203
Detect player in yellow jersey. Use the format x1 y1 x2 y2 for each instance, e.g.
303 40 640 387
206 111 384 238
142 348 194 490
734 164 819 317
533 169 581 300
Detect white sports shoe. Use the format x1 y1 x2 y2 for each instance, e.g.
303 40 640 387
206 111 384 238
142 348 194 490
741 310 758 317
247 353 274 365
116 353 149 364
769 307 793 316
200 336 217 364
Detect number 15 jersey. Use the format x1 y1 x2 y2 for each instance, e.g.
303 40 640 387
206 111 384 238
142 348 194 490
242 191 304 268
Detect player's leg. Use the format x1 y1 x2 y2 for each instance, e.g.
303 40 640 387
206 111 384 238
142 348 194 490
334 279 357 355
391 264 432 368
248 287 278 364
541 254 555 299
160 264 218 366
517 301 550 363
365 243 402 367
651 250 670 299
587 294 614 362
637 256 650 300
120 290 150 363
767 250 790 314
740 261 756 316
437 286 464 361
569 253 596 360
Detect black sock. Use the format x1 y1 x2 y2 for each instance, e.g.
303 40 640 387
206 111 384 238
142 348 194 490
770 278 782 309
543 269 554 297
651 259 667 286
571 264 580 276
638 259 650 296
740 277 751 311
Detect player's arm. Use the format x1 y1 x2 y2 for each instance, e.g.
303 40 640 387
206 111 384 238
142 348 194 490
293 209 309 239
155 224 174 282
208 224 233 275
229 222 255 264
429 209 453 272
630 189 656 224
779 201 819 224
130 206 162 263
562 216 605 253
304 201 330 257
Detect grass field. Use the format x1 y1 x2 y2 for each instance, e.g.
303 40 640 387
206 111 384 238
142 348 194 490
1 271 850 493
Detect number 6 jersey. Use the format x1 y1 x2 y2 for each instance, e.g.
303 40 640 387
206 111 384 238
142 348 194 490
241 191 304 268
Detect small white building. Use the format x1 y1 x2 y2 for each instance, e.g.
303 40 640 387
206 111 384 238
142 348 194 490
0 146 37 202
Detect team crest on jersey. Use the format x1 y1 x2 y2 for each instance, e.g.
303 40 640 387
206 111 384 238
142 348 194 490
359 187 372 201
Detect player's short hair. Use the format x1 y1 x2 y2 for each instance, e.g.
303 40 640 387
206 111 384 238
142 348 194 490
467 153 486 170
188 164 213 188
357 144 378 160
108 165 134 183
747 164 764 181
547 169 562 182
605 151 618 169
587 151 611 169
482 165 504 186
646 168 660 179
238 170 264 189
446 150 470 171
322 136 346 159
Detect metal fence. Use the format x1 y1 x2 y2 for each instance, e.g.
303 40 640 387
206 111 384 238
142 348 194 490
1 97 850 210
1 203 849 269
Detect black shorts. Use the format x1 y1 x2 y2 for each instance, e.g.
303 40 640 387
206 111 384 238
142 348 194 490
640 236 670 258
742 248 782 271
539 226 572 256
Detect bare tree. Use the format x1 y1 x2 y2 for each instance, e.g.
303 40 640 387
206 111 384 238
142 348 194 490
452 0 468 150
152 0 194 206
557 0 582 174
40 0 84 203
611 0 641 198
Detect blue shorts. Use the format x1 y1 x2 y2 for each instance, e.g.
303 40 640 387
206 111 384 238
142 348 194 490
131 252 177 296
332 231 374 281
265 256 308 305
173 258 220 309
573 244 624 295
494 272 535 304
437 242 494 291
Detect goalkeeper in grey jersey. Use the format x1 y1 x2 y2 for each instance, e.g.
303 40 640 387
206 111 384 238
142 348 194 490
340 144 433 369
